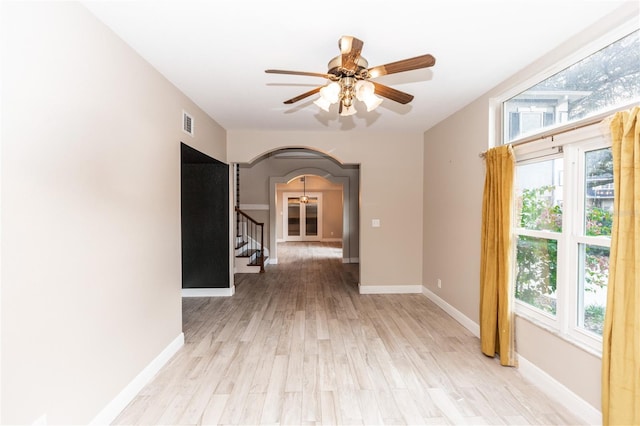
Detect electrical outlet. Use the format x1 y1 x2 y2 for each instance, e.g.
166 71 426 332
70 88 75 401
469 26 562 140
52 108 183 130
437 278 442 289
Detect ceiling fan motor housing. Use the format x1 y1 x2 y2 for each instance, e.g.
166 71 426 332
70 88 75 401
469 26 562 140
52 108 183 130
328 55 369 79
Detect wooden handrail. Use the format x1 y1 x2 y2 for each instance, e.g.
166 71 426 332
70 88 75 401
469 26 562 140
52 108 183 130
235 207 264 227
235 207 266 273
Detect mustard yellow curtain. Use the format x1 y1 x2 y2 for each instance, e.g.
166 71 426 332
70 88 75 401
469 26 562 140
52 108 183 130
602 106 640 426
480 144 516 366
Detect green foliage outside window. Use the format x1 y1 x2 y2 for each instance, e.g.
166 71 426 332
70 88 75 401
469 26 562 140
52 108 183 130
586 206 613 236
516 236 558 314
519 185 563 231
516 184 611 333
516 185 561 314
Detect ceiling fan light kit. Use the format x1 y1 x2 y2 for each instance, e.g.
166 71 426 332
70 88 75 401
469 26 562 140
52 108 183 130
266 35 436 117
300 177 309 203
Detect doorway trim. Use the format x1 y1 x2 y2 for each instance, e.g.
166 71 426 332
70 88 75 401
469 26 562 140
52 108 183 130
269 168 351 264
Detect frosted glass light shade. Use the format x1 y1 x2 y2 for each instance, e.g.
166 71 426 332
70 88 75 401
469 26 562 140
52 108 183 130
315 82 341 112
355 80 383 111
355 80 374 100
314 96 332 112
363 95 383 112
322 82 340 103
340 104 357 116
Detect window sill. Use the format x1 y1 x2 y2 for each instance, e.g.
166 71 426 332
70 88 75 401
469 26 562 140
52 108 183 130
515 310 603 359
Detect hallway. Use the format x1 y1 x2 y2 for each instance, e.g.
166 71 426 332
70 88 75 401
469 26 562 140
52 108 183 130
114 242 583 425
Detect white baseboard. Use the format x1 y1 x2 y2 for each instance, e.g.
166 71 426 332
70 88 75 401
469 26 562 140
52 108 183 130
517 355 601 425
342 257 359 264
90 333 184 425
422 286 480 337
181 287 235 297
270 258 278 264
321 238 342 242
359 284 422 294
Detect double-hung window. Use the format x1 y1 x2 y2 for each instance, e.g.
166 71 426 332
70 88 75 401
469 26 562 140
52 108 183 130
504 28 638 353
513 136 612 351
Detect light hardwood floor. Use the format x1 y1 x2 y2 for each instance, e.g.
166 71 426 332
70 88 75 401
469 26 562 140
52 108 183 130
113 242 585 425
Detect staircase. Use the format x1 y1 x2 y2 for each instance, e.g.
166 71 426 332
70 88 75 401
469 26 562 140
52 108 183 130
235 207 268 273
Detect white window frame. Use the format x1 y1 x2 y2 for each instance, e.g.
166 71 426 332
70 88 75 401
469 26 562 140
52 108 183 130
497 18 639 356
565 137 612 351
512 125 611 355
512 153 564 331
495 20 639 147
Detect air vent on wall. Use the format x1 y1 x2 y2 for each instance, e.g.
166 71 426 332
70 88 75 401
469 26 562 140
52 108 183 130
182 110 194 137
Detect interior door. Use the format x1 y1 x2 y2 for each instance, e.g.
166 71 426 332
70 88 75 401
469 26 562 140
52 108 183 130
284 192 322 241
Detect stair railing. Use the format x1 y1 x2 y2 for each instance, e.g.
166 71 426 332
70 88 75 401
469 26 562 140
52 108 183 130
235 207 265 273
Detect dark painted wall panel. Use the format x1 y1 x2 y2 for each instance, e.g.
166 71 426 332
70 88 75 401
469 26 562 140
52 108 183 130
181 144 229 288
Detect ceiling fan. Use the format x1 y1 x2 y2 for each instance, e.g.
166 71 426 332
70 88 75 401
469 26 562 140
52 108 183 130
265 35 436 116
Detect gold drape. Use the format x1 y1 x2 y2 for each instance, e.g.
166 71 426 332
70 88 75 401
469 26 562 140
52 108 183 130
480 144 516 366
602 106 640 426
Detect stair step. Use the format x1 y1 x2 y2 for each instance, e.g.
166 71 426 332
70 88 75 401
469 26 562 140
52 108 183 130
248 256 268 267
235 240 248 250
236 248 260 258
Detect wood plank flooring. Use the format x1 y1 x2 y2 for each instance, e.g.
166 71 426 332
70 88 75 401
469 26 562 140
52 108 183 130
113 241 585 425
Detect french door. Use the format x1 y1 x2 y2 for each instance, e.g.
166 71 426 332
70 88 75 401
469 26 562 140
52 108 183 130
283 192 322 241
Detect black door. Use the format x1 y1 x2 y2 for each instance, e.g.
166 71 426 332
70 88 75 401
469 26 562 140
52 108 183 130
181 143 229 288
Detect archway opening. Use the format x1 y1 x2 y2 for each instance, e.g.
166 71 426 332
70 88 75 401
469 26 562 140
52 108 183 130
235 148 359 268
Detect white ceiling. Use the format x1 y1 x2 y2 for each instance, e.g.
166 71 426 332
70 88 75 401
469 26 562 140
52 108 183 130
82 1 633 133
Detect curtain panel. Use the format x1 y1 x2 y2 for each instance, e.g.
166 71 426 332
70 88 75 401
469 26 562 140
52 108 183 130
602 106 640 426
480 144 516 366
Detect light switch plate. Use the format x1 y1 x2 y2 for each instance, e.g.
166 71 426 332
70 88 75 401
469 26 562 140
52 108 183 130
372 219 381 227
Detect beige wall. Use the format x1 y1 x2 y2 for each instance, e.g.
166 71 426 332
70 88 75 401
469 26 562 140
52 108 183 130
228 131 424 287
322 189 344 239
423 4 638 411
1 3 226 424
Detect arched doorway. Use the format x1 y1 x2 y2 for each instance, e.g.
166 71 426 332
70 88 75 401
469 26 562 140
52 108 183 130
270 169 352 264
236 148 359 267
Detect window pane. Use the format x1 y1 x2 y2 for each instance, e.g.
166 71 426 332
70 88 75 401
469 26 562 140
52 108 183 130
287 197 300 236
504 30 640 142
516 236 558 315
585 148 613 237
305 198 318 236
516 159 563 231
578 244 609 335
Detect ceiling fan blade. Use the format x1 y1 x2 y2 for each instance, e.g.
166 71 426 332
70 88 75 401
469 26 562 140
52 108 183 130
283 86 323 104
371 82 414 104
339 36 364 72
266 69 334 79
367 54 436 78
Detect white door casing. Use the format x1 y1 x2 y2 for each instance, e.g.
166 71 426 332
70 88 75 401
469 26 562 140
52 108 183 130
283 192 322 241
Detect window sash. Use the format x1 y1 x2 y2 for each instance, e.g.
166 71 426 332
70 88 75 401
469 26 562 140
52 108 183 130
513 132 611 355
